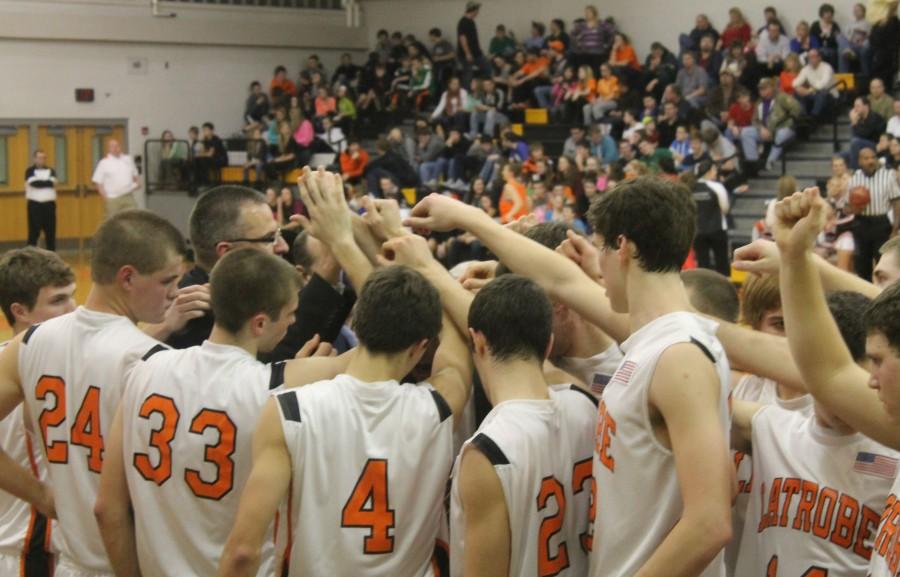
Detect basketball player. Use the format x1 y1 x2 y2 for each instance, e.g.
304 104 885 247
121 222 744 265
732 291 898 577
681 269 739 324
0 248 76 577
446 274 597 577
0 210 186 577
771 187 900 577
405 177 734 577
874 236 900 290
95 248 352 577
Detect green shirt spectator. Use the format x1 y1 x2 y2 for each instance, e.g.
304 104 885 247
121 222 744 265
490 25 518 58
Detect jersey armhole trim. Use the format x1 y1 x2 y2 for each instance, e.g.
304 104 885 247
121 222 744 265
269 361 287 390
430 389 453 423
278 392 302 423
22 324 40 345
141 343 168 361
690 337 716 365
569 384 599 407
471 433 510 466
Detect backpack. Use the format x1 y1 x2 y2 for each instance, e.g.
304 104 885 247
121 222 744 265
693 181 724 236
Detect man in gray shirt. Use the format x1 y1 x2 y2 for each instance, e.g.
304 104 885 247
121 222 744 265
755 22 791 75
676 51 709 109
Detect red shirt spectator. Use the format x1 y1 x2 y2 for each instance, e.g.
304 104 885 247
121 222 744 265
727 100 754 126
270 65 298 100
339 144 369 182
721 8 752 49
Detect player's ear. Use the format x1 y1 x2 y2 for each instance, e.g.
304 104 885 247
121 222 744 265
118 265 137 290
469 330 488 359
215 241 232 261
9 302 30 326
249 312 268 337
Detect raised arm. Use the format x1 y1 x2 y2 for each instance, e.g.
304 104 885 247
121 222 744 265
774 189 899 448
714 320 806 393
405 194 629 341
217 399 293 577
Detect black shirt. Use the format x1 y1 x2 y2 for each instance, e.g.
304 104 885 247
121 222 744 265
203 136 228 167
457 16 483 59
166 265 213 349
854 111 887 142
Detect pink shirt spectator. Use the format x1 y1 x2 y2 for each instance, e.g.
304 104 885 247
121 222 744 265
293 119 314 147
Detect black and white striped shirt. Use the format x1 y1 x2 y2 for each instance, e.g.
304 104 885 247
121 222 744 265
849 167 900 217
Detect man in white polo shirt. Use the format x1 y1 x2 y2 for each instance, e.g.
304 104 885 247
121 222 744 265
91 139 139 217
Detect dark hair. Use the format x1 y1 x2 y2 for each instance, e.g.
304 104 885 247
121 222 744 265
352 266 442 354
681 269 739 323
250 81 261 90
532 21 546 35
468 275 552 362
210 249 299 334
496 222 572 277
189 126 199 134
827 291 872 362
865 282 900 351
202 122 214 130
0 247 75 325
819 3 835 17
377 29 389 37
429 27 442 37
274 65 286 75
291 231 314 270
91 210 185 284
587 177 696 273
552 18 566 32
189 185 268 271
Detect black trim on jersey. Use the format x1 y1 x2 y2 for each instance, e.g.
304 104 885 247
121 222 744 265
141 344 168 361
22 324 40 345
23 508 52 577
269 361 287 390
569 384 599 407
278 393 302 423
471 433 509 466
690 338 716 365
430 389 452 423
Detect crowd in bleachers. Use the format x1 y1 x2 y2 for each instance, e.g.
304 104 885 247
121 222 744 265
157 0 900 279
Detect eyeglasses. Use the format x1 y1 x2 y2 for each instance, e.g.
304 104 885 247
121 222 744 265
224 228 282 247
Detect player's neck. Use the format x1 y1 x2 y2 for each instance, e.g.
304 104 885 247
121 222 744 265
84 285 138 324
346 348 412 384
481 360 550 405
626 271 692 333
208 325 258 357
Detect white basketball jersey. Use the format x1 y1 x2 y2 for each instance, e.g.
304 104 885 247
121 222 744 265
558 344 625 397
728 375 813 576
449 384 598 577
735 406 898 577
121 341 283 577
276 374 455 577
0 340 54 568
589 312 731 577
17 307 162 573
870 474 900 577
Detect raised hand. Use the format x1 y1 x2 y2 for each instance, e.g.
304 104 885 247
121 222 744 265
773 188 828 261
360 196 406 241
557 230 602 282
404 193 481 232
295 167 352 246
459 260 497 292
162 284 211 333
381 234 436 271
731 239 780 277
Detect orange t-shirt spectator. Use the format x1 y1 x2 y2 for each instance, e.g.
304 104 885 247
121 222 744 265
270 65 297 100
499 164 530 224
339 143 370 183
596 70 621 101
315 87 337 118
610 33 641 71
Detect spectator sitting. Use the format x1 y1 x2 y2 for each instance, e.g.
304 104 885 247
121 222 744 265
756 6 786 36
662 84 693 124
508 48 550 108
415 128 447 186
500 128 529 162
562 126 586 158
157 129 187 189
790 20 820 62
548 19 571 53
680 13 720 55
756 21 791 75
656 102 681 147
522 141 553 180
589 125 618 165
705 69 739 130
299 54 328 92
270 65 297 102
266 121 303 182
621 109 645 143
563 65 596 124
697 34 723 85
387 31 408 70
333 85 357 134
609 32 641 78
389 56 414 110
339 140 369 186
431 76 470 133
720 7 752 50
810 3 843 70
470 78 508 138
887 100 900 138
740 78 802 172
428 28 457 90
316 116 347 155
332 53 361 90
583 63 620 125
365 137 419 194
792 48 836 120
676 51 710 109
638 137 673 172
840 2 871 76
868 78 895 121
524 21 547 52
641 41 678 100
669 125 691 167
534 42 568 109
720 42 747 79
409 57 433 112
489 24 517 58
357 62 389 119
682 133 710 170
244 81 270 131
779 53 802 95
193 122 227 187
846 96 887 168
701 124 739 175
440 128 473 189
241 126 266 186
725 88 755 143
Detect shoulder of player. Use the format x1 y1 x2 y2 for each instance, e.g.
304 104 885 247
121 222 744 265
406 381 455 424
550 383 600 417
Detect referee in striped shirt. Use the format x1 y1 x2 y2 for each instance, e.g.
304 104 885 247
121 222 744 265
849 147 900 280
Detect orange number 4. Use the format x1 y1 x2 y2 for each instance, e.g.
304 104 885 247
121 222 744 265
342 459 395 554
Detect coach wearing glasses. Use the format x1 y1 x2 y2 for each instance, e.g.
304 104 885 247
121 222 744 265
159 186 290 349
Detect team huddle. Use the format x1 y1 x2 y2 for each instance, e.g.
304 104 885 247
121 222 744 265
0 167 899 577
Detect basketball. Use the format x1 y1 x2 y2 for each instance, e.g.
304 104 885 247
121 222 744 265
849 186 871 212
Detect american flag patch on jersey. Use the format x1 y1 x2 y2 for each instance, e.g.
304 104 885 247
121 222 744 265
591 374 611 396
854 452 899 479
609 361 637 387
